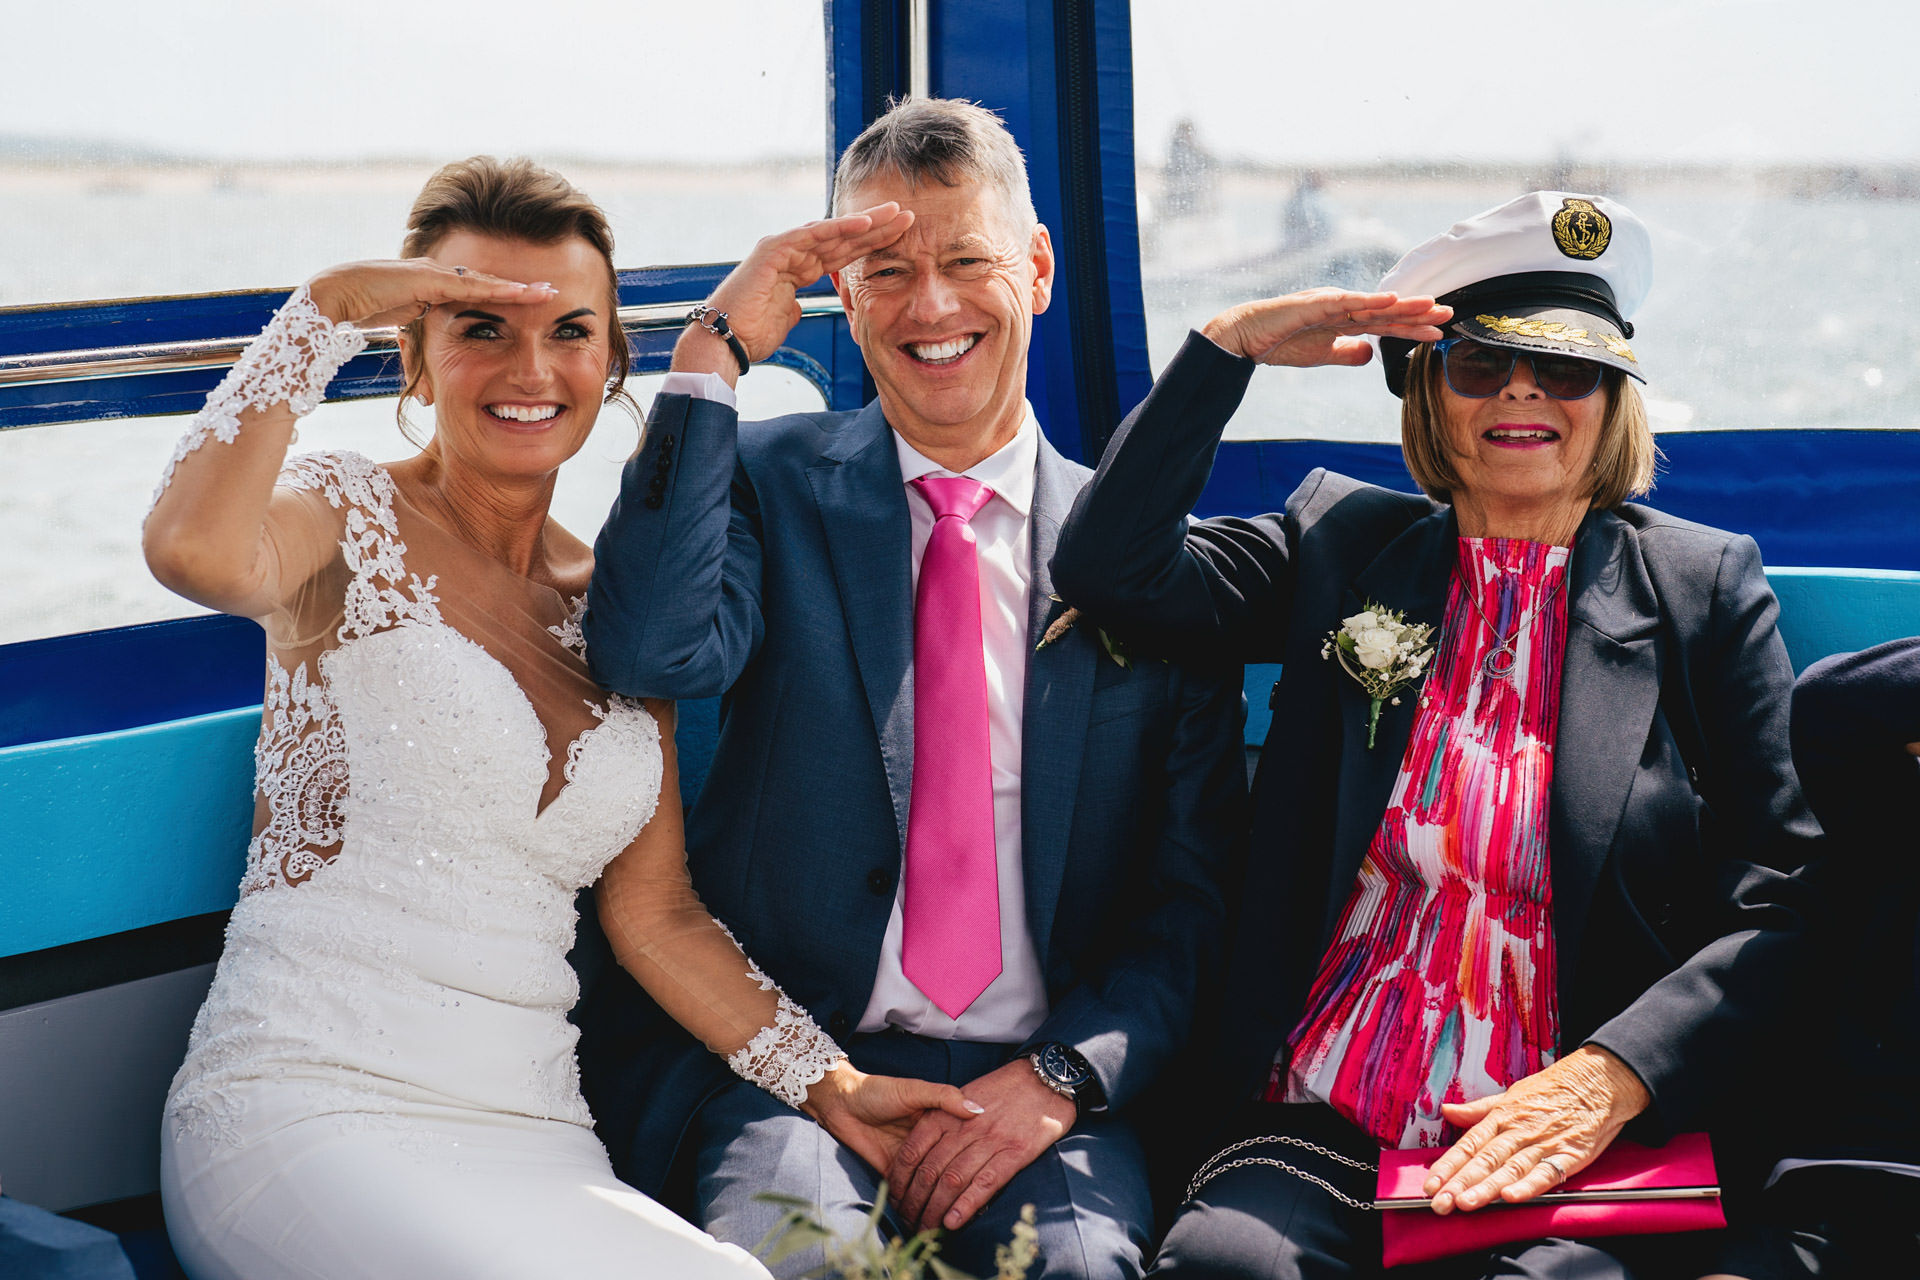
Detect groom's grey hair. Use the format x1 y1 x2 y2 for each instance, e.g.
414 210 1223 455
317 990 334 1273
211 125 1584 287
830 97 1038 232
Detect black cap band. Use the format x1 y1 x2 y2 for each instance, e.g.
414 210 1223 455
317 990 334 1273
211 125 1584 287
1438 271 1633 340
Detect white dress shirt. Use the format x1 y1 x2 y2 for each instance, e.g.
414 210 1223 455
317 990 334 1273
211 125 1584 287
661 374 1049 1043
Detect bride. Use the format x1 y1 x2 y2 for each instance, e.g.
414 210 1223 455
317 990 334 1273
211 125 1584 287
143 156 962 1280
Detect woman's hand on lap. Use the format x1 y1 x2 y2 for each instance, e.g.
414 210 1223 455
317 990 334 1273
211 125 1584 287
306 258 556 329
1421 1044 1651 1213
1199 288 1450 367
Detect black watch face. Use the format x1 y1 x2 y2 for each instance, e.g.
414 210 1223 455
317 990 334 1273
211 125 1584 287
1039 1042 1092 1090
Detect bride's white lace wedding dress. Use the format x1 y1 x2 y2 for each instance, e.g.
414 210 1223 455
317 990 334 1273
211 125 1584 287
155 294 838 1280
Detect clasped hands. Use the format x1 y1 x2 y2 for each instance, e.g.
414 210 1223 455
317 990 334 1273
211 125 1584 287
804 1056 1074 1234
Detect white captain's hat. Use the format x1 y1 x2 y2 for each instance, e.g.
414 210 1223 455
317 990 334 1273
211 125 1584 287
1377 190 1652 396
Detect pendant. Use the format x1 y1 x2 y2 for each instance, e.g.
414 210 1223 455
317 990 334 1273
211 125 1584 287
1482 644 1518 680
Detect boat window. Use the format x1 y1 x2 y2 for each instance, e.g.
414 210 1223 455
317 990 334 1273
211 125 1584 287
1130 0 1920 442
2 1 831 645
1 2 829 306
0 369 826 646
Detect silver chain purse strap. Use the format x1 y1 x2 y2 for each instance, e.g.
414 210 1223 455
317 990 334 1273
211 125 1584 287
1184 1134 1381 1211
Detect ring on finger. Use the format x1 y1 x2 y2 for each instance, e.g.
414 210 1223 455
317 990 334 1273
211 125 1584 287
453 265 468 277
1542 1155 1568 1183
414 301 432 322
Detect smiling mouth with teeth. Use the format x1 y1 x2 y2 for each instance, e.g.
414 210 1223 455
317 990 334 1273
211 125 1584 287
487 404 561 424
1486 427 1559 441
905 335 979 365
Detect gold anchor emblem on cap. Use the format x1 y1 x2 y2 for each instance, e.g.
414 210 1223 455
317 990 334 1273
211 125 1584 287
1552 198 1611 260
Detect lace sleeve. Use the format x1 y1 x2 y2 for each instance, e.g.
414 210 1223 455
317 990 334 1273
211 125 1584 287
151 285 368 507
716 927 847 1108
595 806 847 1112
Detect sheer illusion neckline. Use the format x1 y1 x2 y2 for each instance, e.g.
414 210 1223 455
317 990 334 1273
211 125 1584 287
341 451 625 819
381 468 587 628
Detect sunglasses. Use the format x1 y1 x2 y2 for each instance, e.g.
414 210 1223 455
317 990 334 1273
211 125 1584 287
1435 337 1606 401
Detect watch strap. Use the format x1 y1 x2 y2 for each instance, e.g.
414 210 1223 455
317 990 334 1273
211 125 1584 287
687 305 751 377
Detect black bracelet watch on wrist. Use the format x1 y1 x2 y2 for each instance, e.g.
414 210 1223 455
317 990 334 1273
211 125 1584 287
686 304 752 378
1026 1042 1104 1116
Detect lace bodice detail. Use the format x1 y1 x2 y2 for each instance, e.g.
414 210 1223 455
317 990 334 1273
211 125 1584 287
243 452 445 893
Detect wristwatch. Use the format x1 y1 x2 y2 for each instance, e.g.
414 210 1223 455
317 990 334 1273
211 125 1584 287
1026 1042 1103 1116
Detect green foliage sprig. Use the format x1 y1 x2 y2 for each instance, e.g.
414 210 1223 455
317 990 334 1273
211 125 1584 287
753 1184 1038 1280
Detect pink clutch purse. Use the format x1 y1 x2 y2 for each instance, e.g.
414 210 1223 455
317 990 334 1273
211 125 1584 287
1374 1133 1726 1267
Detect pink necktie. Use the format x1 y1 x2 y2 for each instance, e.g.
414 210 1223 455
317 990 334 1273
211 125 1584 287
903 475 1002 1019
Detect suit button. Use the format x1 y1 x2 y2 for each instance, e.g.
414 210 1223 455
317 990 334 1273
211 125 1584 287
643 495 664 511
828 1012 851 1036
866 868 895 895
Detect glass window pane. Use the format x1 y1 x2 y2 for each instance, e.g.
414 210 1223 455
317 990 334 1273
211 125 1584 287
0 369 826 646
1132 0 1920 440
0 0 828 306
1 0 833 645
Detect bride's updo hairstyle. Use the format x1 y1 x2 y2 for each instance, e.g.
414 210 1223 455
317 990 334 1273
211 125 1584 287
395 155 634 439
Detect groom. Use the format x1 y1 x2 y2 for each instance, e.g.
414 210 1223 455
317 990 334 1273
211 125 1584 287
580 98 1244 1278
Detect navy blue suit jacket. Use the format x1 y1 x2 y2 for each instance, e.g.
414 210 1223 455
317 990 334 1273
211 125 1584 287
578 392 1246 1194
1789 641 1920 1161
1052 333 1823 1143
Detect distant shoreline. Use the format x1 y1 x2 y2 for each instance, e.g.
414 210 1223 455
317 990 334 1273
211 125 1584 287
5 139 1916 202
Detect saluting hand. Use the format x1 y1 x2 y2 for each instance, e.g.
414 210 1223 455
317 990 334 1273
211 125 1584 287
305 258 557 330
1200 288 1451 368
676 204 915 381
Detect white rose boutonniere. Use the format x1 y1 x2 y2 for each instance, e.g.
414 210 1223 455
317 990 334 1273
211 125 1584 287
1322 601 1435 748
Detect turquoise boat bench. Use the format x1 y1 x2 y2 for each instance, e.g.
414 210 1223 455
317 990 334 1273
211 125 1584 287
3 566 1919 1230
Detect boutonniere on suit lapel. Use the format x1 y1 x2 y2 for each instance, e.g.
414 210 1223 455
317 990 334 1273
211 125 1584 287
1035 600 1133 669
1324 600 1436 748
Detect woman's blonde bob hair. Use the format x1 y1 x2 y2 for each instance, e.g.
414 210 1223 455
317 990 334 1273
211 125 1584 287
394 156 634 442
1398 343 1660 509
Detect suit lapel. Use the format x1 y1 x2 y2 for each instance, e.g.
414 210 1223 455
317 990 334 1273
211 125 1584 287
1321 509 1456 944
1021 442 1095 967
1547 510 1662 978
806 402 916 856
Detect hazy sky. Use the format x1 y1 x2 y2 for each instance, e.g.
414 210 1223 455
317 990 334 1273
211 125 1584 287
0 0 1914 165
1131 0 1920 165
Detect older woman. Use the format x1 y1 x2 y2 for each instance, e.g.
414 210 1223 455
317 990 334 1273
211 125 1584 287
1053 192 1820 1279
143 156 971 1280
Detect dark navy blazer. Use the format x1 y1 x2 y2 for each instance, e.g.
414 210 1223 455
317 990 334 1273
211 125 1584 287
1789 640 1920 1161
1052 333 1823 1142
578 392 1247 1194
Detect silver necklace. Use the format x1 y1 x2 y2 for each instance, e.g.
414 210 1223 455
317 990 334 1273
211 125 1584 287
1461 565 1564 680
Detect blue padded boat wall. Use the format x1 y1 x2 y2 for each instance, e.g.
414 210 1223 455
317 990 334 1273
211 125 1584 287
1197 431 1920 570
0 709 256 957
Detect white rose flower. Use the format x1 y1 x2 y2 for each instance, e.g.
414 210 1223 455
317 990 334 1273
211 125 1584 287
1354 627 1398 670
1343 610 1380 633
